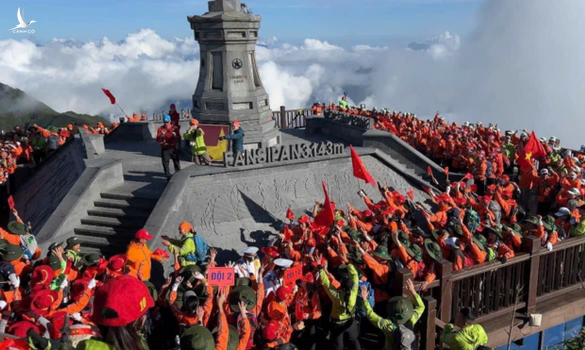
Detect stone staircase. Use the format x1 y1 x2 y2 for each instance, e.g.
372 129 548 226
74 180 164 257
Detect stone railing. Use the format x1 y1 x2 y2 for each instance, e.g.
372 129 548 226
323 109 373 129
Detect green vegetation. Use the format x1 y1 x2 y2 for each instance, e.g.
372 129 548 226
0 82 109 131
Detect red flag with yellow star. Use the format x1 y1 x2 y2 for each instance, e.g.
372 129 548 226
518 131 547 171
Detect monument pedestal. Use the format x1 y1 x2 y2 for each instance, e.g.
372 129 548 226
188 0 280 149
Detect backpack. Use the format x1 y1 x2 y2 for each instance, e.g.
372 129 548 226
185 234 208 264
47 135 59 150
20 234 38 261
485 161 494 178
392 324 416 350
357 280 375 318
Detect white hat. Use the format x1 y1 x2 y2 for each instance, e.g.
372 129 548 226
555 207 571 217
568 188 580 196
569 172 578 179
241 247 259 256
274 258 293 269
549 136 556 141
539 169 549 175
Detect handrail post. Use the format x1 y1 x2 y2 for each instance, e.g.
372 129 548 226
421 296 437 350
396 267 413 296
279 106 286 129
437 260 453 324
523 235 542 315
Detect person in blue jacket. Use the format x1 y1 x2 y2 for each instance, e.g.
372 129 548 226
219 120 245 156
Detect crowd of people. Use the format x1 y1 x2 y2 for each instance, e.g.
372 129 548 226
1 99 584 350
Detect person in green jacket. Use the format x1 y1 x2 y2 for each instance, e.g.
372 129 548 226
360 278 424 350
161 221 196 267
183 119 211 165
317 257 361 350
441 307 488 350
569 215 585 237
339 96 349 109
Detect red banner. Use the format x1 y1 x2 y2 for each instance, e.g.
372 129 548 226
208 267 235 287
284 264 303 286
199 124 230 161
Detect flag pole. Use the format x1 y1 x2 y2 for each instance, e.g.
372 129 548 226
115 103 128 117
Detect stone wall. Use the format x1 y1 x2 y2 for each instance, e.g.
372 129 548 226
145 151 434 261
13 138 86 235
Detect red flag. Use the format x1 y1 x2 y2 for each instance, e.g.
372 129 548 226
101 88 116 105
463 173 473 181
518 131 547 172
350 145 376 185
422 186 430 193
444 167 449 178
7 196 14 210
470 184 478 192
286 208 294 221
427 166 433 176
407 189 414 201
152 248 170 259
314 181 335 227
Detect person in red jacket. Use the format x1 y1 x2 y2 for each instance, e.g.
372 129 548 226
169 104 181 129
156 115 181 182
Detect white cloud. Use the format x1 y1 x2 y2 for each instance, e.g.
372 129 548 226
1 0 584 149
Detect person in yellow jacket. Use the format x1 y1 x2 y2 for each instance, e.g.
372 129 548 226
441 307 489 350
126 229 166 281
316 255 360 350
161 221 197 267
359 278 425 350
183 119 212 165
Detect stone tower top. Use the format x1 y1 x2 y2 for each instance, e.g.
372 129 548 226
208 0 242 12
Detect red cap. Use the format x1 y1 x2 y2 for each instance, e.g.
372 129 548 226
363 210 374 217
502 175 510 181
71 278 91 302
276 286 290 302
263 320 280 341
261 246 279 258
8 320 40 338
108 254 127 272
135 229 152 240
232 120 241 126
31 265 54 288
301 273 315 283
31 290 59 316
92 275 154 327
152 248 170 259
298 215 310 224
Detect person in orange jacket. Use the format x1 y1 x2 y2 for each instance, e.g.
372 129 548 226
125 229 167 281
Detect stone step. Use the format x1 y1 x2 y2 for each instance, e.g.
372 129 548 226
94 198 156 211
100 193 159 206
80 216 147 229
87 207 151 219
80 245 121 258
74 224 136 238
76 235 131 249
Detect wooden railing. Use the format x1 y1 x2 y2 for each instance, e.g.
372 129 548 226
274 106 313 129
411 235 585 350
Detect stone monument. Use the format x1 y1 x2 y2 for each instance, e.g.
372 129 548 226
188 0 280 149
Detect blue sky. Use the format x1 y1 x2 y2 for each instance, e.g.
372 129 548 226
0 0 485 46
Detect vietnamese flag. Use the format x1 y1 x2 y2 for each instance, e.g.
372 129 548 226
350 145 376 185
518 131 547 171
463 173 473 181
286 208 295 221
101 88 116 105
407 189 415 201
444 167 449 178
427 166 433 176
314 181 335 227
